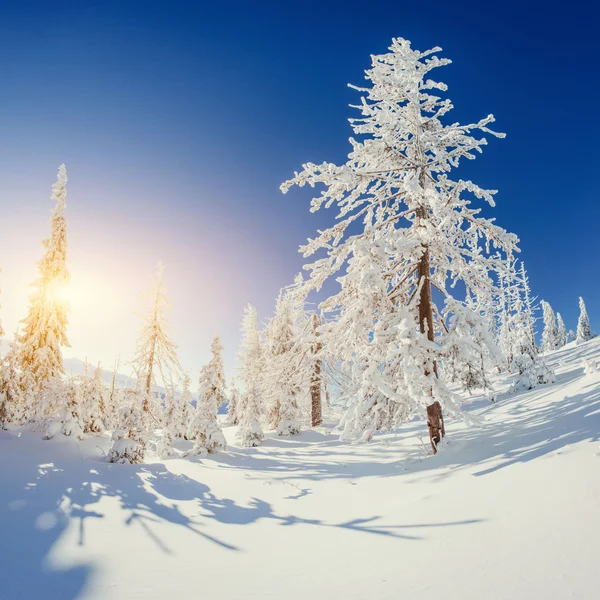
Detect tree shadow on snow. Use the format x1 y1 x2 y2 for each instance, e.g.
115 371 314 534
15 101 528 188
0 430 484 600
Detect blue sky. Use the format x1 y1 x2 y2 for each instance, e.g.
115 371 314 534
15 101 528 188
0 0 597 375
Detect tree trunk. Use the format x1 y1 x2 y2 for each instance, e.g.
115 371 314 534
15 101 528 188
310 314 323 427
416 206 445 454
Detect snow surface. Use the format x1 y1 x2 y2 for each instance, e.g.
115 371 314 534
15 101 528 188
1 340 600 599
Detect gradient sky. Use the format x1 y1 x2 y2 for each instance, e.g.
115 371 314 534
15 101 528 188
0 0 597 380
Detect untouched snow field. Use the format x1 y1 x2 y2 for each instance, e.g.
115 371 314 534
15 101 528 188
1 340 600 600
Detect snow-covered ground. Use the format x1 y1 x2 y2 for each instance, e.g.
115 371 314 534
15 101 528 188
2 340 600 600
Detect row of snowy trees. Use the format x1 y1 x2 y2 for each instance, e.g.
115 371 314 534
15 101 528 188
540 297 593 353
0 162 327 462
0 38 596 461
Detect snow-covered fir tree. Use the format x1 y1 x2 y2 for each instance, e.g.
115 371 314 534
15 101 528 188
236 305 264 447
155 378 177 458
226 376 240 425
187 336 227 454
510 330 555 391
132 262 182 412
84 364 109 432
177 374 194 439
576 297 592 343
0 342 24 427
44 377 84 440
281 38 518 450
263 292 302 436
556 313 568 348
496 261 539 373
442 298 501 394
495 269 516 369
494 264 554 389
540 301 559 353
108 405 147 464
519 262 537 347
18 164 70 397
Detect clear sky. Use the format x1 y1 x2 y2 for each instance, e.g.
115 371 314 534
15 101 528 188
0 0 597 380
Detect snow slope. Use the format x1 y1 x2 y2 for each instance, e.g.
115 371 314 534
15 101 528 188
1 340 599 600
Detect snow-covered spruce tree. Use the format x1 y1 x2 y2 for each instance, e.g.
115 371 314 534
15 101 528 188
263 293 303 436
281 38 517 451
18 164 70 401
108 405 147 464
540 301 559 353
236 305 264 447
84 364 109 433
443 298 502 394
44 377 84 440
577 297 592 343
188 336 227 455
177 373 194 438
0 341 27 427
510 330 555 391
495 269 515 370
155 375 182 458
519 262 537 347
556 313 568 348
226 376 240 425
104 359 122 430
508 293 554 390
132 262 182 413
496 261 540 373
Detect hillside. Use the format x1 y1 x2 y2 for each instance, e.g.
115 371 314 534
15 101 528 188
1 339 599 600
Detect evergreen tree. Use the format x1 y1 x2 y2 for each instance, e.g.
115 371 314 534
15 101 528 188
519 262 537 347
556 313 568 348
282 39 517 451
188 336 227 454
132 262 181 412
442 299 500 394
226 376 240 425
237 305 264 447
264 293 302 436
18 164 70 395
576 297 592 342
0 340 28 427
108 405 147 464
262 293 302 433
511 331 555 391
541 301 559 353
178 373 194 439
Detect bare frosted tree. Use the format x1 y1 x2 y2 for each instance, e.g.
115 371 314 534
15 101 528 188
132 262 182 412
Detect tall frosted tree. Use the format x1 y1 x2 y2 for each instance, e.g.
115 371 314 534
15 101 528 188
519 262 537 347
263 292 302 436
576 297 592 342
226 376 240 425
132 262 181 412
540 301 559 353
282 38 517 451
188 336 227 454
237 305 264 447
18 164 70 394
556 313 568 348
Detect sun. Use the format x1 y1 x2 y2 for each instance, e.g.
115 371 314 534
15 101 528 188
48 280 84 308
